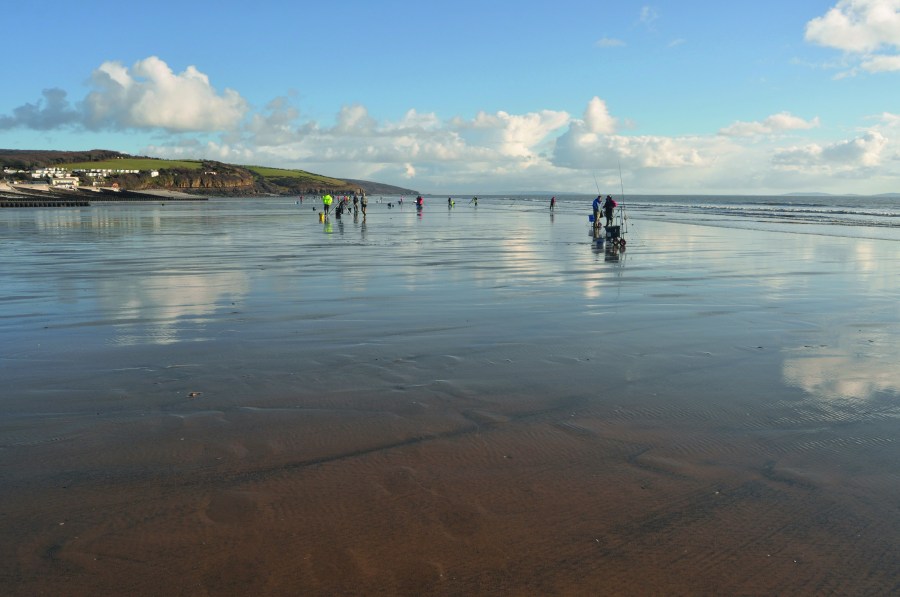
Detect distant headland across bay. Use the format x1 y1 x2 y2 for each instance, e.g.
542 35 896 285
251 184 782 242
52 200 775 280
0 148 420 200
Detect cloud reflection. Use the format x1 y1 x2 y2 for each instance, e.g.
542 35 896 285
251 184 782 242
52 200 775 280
783 325 900 402
101 271 249 346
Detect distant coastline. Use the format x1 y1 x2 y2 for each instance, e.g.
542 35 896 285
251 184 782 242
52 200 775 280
0 148 419 199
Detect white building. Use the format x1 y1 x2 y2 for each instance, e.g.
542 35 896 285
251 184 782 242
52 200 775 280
50 176 80 190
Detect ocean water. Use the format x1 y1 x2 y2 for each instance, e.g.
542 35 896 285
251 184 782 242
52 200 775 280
481 193 900 239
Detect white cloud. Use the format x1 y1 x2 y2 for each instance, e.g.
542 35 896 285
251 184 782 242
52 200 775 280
335 104 377 134
806 0 900 53
0 88 79 130
84 56 248 131
7 55 900 195
860 53 900 70
243 97 302 146
773 131 888 170
583 97 617 134
806 0 900 74
875 111 900 126
148 100 573 191
553 121 715 171
145 93 900 195
719 112 821 137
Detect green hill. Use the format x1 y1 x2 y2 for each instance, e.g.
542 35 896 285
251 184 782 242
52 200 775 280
0 149 419 196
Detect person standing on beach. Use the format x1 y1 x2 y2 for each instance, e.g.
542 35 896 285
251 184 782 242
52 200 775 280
448 197 454 208
353 195 359 215
361 194 367 217
470 196 478 206
416 195 424 209
322 194 333 215
592 195 602 229
550 196 556 210
603 195 616 227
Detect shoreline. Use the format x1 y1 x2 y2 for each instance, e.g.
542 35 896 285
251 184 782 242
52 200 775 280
1 182 205 202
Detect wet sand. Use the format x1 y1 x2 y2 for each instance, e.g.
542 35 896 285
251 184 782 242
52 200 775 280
2 199 900 595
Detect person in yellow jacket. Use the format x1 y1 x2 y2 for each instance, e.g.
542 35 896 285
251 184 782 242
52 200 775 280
322 194 333 215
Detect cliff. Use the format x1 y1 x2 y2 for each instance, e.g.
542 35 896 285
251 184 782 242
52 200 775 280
0 150 419 196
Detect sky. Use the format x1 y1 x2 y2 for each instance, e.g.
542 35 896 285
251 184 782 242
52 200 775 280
2 0 900 195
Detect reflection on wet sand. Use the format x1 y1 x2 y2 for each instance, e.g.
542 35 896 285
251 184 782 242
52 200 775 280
2 201 899 595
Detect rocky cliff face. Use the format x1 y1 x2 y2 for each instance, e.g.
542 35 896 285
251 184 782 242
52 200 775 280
102 162 250 192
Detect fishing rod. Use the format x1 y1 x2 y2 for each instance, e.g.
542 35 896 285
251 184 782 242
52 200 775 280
617 159 628 233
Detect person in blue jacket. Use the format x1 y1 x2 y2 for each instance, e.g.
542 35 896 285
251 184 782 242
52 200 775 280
592 195 602 230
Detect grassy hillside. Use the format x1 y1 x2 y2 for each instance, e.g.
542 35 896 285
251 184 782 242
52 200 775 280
60 158 203 170
245 165 346 186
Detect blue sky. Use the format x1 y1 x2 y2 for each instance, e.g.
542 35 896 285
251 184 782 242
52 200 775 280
2 0 899 195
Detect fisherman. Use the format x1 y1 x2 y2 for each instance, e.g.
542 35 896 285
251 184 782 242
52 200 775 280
603 194 617 227
322 194 333 216
361 194 368 217
416 195 424 209
353 195 359 214
592 195 602 229
470 196 478 206
550 196 556 210
448 197 454 208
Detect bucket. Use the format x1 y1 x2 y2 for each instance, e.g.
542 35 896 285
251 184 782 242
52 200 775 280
318 212 325 222
588 215 595 223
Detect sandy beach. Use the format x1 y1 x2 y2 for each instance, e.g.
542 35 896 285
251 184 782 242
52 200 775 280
2 197 899 595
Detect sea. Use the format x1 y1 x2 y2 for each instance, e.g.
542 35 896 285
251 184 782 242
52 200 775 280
474 193 900 240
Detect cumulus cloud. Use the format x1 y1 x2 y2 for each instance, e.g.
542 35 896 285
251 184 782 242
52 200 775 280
334 104 377 135
0 88 80 130
719 112 821 137
582 97 617 134
148 100 573 190
1 56 247 132
553 106 712 171
773 131 888 170
459 109 570 158
83 56 248 131
806 0 900 52
152 93 877 194
243 97 303 146
6 55 899 195
806 0 900 73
